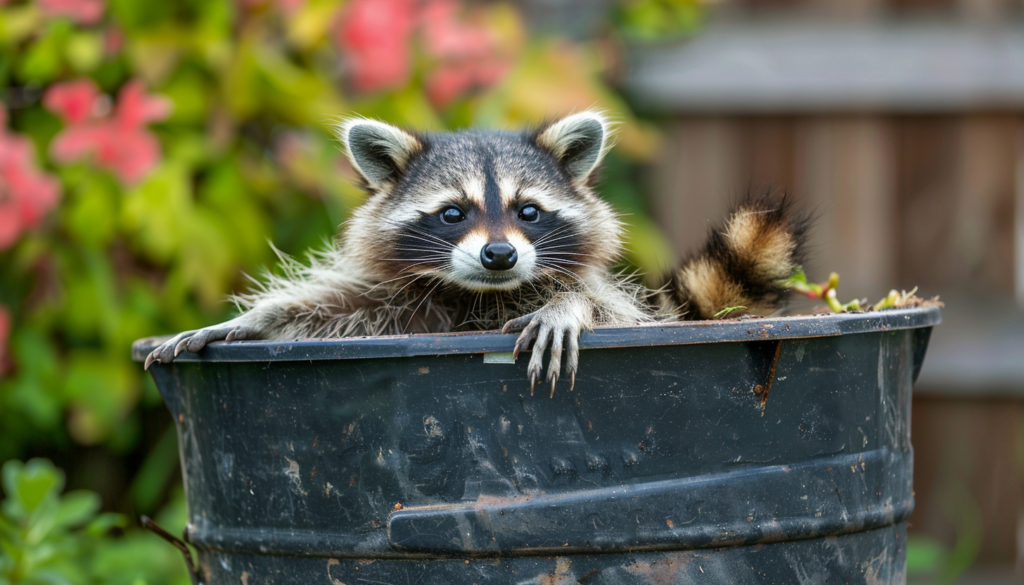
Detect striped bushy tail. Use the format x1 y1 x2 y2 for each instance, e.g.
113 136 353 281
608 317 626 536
661 192 810 320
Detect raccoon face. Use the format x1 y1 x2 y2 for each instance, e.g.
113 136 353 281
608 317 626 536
339 112 620 292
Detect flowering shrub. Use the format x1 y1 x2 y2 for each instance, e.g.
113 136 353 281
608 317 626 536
0 0 698 579
336 0 417 92
0 107 60 250
46 79 171 183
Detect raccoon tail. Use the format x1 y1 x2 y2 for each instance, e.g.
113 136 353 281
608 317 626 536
660 192 811 320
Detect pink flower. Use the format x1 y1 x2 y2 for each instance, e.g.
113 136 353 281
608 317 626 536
273 0 306 15
43 79 101 124
420 1 491 59
47 80 171 184
0 107 62 250
103 27 123 55
419 0 513 105
335 0 415 92
425 55 511 106
38 0 105 24
114 80 172 128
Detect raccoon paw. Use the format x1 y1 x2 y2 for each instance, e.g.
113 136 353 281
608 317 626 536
503 311 580 398
144 319 256 369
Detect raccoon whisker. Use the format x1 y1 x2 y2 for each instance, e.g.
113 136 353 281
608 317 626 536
389 223 456 248
403 278 446 333
535 251 598 260
527 280 542 298
372 267 433 297
537 259 588 277
386 279 428 307
532 224 576 246
362 272 424 296
553 263 598 276
400 232 478 261
535 254 598 265
532 214 617 247
537 257 597 266
398 231 453 247
386 247 452 259
463 292 481 327
497 292 507 324
537 258 595 269
534 245 594 255
382 256 450 264
391 243 452 251
390 270 442 300
378 218 457 248
389 258 450 265
533 243 584 250
397 234 456 250
537 262 588 289
532 232 584 247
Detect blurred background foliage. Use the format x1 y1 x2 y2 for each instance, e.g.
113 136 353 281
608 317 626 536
0 0 699 581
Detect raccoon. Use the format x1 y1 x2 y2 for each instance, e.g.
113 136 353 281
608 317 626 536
145 111 808 396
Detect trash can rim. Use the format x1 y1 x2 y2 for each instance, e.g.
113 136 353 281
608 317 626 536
132 305 939 364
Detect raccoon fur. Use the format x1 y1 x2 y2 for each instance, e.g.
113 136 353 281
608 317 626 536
657 192 810 320
146 111 808 396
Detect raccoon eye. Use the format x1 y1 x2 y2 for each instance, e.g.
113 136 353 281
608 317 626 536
518 204 540 223
440 206 466 224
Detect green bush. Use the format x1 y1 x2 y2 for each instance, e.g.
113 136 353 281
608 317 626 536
0 458 190 585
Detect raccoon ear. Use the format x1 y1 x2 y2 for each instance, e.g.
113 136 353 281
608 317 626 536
338 118 423 189
535 111 611 184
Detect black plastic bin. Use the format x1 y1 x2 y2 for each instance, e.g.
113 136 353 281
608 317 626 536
133 306 940 585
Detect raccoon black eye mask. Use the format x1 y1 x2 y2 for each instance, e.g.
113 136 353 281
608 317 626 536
146 111 809 397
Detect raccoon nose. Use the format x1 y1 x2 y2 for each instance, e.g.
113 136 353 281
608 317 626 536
480 242 518 271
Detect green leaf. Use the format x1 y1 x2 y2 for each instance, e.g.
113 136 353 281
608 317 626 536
906 536 946 576
713 306 747 319
65 31 104 73
85 512 127 537
130 427 179 514
53 491 101 529
62 174 119 248
0 5 44 46
62 353 138 445
161 69 210 124
5 331 63 429
121 162 192 262
17 22 71 83
1 459 64 519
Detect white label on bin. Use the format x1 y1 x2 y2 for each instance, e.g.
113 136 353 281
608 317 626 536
483 352 516 364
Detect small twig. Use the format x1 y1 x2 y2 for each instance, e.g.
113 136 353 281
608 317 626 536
786 270 930 314
784 271 861 313
140 516 204 585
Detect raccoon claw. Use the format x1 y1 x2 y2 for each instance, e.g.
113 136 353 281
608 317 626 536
174 337 191 357
512 323 538 361
566 334 579 391
502 313 534 334
504 311 582 398
144 321 255 369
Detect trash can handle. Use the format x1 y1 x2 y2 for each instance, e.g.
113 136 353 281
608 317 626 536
387 448 912 555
